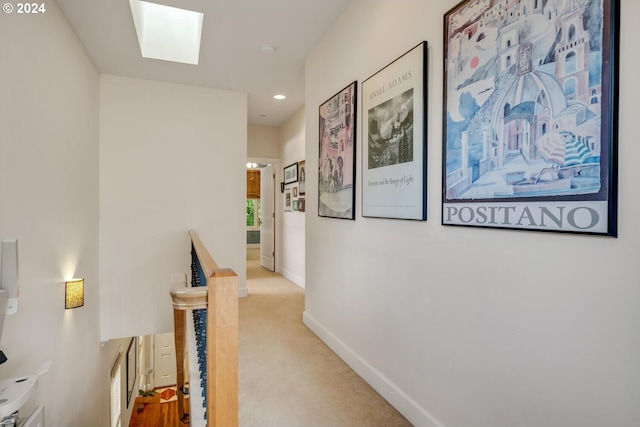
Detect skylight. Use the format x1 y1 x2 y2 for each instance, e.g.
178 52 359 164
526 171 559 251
129 0 204 65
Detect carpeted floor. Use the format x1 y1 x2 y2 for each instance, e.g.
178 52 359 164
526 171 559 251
239 249 412 427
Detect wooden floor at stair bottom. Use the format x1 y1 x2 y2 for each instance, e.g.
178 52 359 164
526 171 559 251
129 395 185 427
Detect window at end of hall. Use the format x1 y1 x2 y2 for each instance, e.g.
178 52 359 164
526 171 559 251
247 198 261 228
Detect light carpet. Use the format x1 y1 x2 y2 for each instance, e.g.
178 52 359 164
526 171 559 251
239 249 412 427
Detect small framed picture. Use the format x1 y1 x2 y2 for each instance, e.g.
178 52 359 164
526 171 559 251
298 160 306 195
284 162 299 184
284 188 293 212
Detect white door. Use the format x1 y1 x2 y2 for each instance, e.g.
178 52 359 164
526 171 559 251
260 164 275 271
153 332 177 388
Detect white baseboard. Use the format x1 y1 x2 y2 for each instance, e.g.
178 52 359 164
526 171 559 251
302 311 446 427
238 286 248 298
278 267 305 289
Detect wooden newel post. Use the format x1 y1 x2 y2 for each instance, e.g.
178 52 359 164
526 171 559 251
207 268 239 427
171 231 239 427
173 308 189 424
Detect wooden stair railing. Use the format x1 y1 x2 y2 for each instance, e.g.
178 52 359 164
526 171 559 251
170 230 239 427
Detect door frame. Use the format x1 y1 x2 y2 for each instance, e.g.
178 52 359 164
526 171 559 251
247 156 279 271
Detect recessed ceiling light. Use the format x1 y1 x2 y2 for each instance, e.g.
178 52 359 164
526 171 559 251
274 94 286 100
261 45 277 55
129 0 204 65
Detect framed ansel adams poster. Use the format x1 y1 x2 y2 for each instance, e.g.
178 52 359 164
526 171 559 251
318 81 357 219
362 42 428 220
442 0 619 236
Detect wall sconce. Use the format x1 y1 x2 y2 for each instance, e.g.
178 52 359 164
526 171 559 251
65 278 84 309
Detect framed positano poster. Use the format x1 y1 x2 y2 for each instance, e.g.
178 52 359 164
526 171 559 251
442 0 619 236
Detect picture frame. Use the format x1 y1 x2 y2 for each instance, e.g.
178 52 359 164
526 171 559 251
284 188 293 212
293 185 299 198
442 0 619 236
126 337 137 407
318 81 357 219
298 160 306 195
362 41 428 220
284 162 298 184
293 199 299 211
299 197 306 212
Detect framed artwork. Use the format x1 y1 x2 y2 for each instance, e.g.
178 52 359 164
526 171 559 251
293 199 299 211
362 41 428 220
299 197 306 212
442 0 619 236
284 188 293 212
298 160 306 195
319 81 357 219
284 162 298 184
126 337 137 407
293 185 299 198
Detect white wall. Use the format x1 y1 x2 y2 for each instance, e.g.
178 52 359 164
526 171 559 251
248 124 280 159
0 1 117 424
100 75 247 340
304 1 640 427
278 108 306 287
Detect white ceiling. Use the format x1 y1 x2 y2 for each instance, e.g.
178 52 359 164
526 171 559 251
55 0 352 127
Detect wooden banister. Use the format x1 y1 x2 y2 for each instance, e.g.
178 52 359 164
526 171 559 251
170 230 239 427
190 230 220 274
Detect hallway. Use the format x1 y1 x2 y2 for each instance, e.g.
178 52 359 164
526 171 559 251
238 249 412 426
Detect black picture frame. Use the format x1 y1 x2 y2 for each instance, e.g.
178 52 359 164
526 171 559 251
284 188 293 212
284 162 298 184
126 337 137 407
362 41 428 220
318 81 358 219
298 160 306 195
442 0 619 236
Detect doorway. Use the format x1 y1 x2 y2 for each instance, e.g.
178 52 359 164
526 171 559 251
153 332 177 388
247 158 278 273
